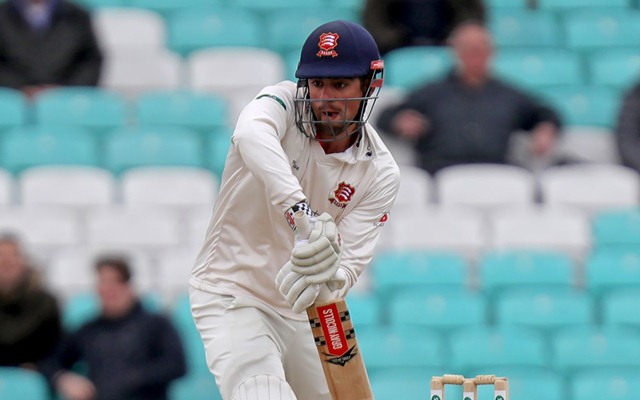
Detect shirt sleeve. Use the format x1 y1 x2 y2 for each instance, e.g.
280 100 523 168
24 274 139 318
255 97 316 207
232 83 307 213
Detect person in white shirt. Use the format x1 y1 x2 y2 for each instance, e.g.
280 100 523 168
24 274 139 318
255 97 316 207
189 20 400 400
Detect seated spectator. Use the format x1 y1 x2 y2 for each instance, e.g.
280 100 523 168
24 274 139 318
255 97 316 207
615 82 640 174
0 233 62 368
377 21 562 175
41 256 186 400
363 0 486 55
0 0 103 99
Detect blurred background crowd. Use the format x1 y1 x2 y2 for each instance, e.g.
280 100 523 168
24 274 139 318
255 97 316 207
1 0 640 399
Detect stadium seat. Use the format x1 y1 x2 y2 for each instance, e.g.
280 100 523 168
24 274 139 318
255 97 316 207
170 294 210 375
537 0 628 10
489 205 591 260
34 87 127 134
538 164 640 214
72 0 126 8
372 250 469 303
556 126 620 164
19 166 116 208
485 0 530 8
104 126 204 175
101 50 184 98
167 8 264 56
131 0 224 16
369 370 437 400
155 246 200 301
552 326 640 376
395 164 433 207
586 249 640 298
171 373 222 400
495 288 594 337
480 249 575 298
383 46 453 89
94 8 166 53
589 48 640 91
489 9 562 48
563 10 640 52
493 48 584 89
235 0 324 12
541 85 620 127
435 164 537 213
185 205 212 246
592 207 640 250
570 369 640 400
206 128 232 179
0 88 27 132
0 169 12 205
449 326 549 372
358 326 446 375
389 289 487 335
121 166 218 208
344 292 382 329
135 90 229 135
0 367 50 400
0 126 100 174
601 288 640 330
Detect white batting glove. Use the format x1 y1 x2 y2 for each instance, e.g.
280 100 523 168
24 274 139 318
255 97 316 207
290 213 342 284
275 261 321 313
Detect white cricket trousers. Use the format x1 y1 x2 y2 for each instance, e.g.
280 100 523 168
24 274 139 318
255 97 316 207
189 285 331 400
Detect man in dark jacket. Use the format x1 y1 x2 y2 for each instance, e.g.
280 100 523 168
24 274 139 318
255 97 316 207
377 22 562 175
0 0 103 98
615 82 640 174
41 256 186 400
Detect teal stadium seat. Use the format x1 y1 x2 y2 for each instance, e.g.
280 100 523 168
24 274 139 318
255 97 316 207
34 87 127 134
552 326 640 376
586 249 640 298
485 0 530 8
602 288 640 330
130 0 224 17
480 249 574 299
541 85 620 127
206 128 232 179
72 0 126 9
564 10 640 52
343 292 381 329
592 208 640 250
167 8 264 56
235 0 324 12
104 126 204 175
389 289 487 335
171 294 210 375
372 250 468 303
495 289 593 337
449 326 549 373
489 10 562 48
326 0 364 13
570 369 640 400
358 326 446 375
493 49 584 90
0 126 100 174
0 88 28 132
589 48 640 91
537 0 628 11
135 91 229 135
171 374 222 400
384 46 453 89
0 367 50 400
369 370 436 400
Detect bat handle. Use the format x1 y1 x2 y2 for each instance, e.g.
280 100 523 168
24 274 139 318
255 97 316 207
293 211 313 240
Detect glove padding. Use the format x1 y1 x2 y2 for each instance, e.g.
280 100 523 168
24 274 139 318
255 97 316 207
290 213 341 284
275 261 321 313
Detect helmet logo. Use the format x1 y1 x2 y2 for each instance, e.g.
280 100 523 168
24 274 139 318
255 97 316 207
317 32 340 58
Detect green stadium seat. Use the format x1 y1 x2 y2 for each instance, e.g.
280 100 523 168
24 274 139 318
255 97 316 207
384 46 453 89
570 369 640 400
0 126 100 174
167 8 264 56
344 292 381 329
602 288 640 330
592 208 640 250
171 373 222 400
541 85 620 127
34 87 128 134
369 370 437 400
0 367 50 400
493 48 584 89
564 10 640 52
135 91 229 135
130 0 224 17
104 126 204 175
552 326 640 376
589 48 640 91
586 249 640 298
0 88 28 132
486 0 530 8
537 0 628 11
490 9 562 48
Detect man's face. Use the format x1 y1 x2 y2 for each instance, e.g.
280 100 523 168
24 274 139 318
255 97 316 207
97 266 135 318
453 25 493 80
307 77 364 139
0 241 26 293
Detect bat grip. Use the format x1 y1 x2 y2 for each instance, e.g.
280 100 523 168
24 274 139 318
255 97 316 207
293 211 313 240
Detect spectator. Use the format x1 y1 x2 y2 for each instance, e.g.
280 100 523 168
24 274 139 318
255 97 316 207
377 21 562 175
0 233 62 368
41 256 186 400
0 0 103 99
615 82 640 174
363 0 486 55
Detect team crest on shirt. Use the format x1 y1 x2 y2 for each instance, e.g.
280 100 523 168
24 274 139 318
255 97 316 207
317 32 339 58
329 182 355 208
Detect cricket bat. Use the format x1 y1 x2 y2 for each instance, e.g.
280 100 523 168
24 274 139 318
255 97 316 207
294 212 374 400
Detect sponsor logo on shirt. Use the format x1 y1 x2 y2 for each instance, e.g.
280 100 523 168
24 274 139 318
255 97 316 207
374 211 389 226
329 181 355 208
